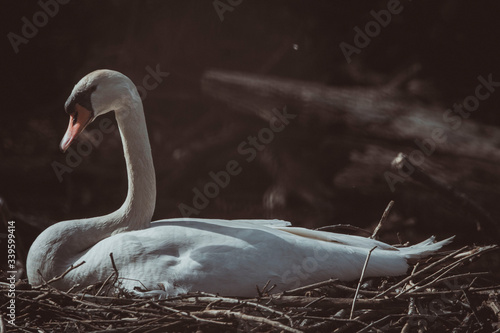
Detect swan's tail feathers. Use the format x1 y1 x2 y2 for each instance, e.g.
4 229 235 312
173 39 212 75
398 236 455 260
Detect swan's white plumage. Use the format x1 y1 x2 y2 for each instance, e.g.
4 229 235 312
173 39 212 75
26 70 453 297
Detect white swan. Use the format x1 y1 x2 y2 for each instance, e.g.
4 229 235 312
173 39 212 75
26 70 452 297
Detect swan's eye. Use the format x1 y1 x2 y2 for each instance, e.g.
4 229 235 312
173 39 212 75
73 111 78 125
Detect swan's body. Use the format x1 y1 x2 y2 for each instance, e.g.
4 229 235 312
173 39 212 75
27 70 452 296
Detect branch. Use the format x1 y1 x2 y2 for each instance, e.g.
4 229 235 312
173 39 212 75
350 246 377 319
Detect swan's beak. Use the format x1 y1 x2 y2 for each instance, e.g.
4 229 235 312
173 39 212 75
60 104 93 152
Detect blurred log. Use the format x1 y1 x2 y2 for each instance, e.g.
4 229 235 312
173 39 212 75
201 69 500 162
201 69 500 236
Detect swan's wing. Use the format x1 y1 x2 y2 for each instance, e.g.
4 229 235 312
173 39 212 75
225 219 292 228
151 218 452 255
154 219 396 250
275 227 454 256
274 227 399 251
152 218 291 228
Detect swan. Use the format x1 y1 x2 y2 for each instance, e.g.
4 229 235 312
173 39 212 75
26 70 452 297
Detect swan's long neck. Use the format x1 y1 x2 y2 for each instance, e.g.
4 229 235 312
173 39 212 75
27 88 156 283
114 97 156 231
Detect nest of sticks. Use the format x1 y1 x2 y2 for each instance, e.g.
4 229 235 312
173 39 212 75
1 242 499 333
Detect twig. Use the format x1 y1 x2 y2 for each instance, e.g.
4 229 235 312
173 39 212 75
334 310 380 333
327 283 379 296
407 271 488 295
350 246 377 319
315 224 372 236
150 303 229 327
194 309 303 333
374 246 469 298
109 252 119 279
34 261 86 289
400 262 419 294
397 245 498 296
303 295 326 308
397 261 462 297
256 280 271 297
261 296 402 309
371 200 394 239
96 272 116 296
357 314 403 333
298 315 372 332
462 289 483 328
181 295 293 325
401 296 416 332
282 278 339 296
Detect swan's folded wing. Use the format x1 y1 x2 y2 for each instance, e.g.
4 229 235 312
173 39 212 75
274 227 399 250
229 219 292 228
153 218 292 228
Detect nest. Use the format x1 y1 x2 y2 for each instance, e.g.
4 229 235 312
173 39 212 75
1 244 499 332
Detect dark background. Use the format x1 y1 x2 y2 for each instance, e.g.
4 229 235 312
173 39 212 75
1 1 500 275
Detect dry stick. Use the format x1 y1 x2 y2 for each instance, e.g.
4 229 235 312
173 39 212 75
56 316 102 331
350 246 377 319
282 278 339 296
303 295 326 308
328 283 379 296
357 315 398 333
91 324 173 333
152 302 233 327
392 153 500 241
356 313 442 333
316 224 372 236
204 298 223 310
34 261 86 289
403 269 488 296
402 296 417 332
462 289 482 328
109 253 119 279
266 284 277 294
371 200 394 239
374 246 469 298
418 271 489 291
261 280 271 294
182 295 293 326
95 272 116 296
103 252 120 295
397 245 498 297
464 284 500 292
193 309 304 333
131 311 224 333
144 320 185 333
298 315 373 333
467 276 478 289
53 289 160 319
296 315 369 324
259 296 399 309
399 261 462 297
5 323 39 333
335 310 380 333
400 262 419 295
326 281 485 299
142 323 181 333
256 280 271 297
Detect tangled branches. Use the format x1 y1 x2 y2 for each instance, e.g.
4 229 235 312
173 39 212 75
1 244 499 332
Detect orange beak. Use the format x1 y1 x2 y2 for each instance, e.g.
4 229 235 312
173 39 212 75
60 104 93 152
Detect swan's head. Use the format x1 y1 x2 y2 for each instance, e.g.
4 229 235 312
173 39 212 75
60 69 138 152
